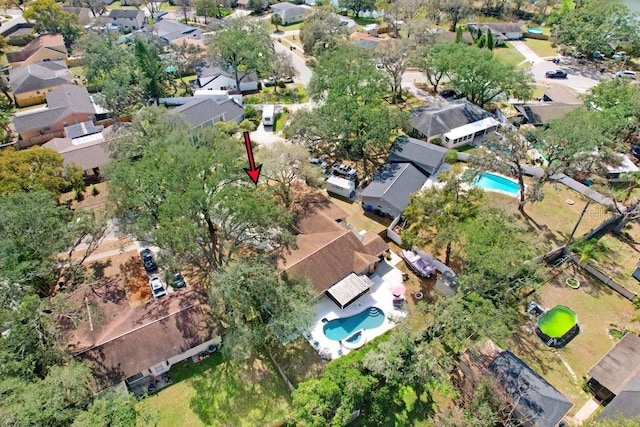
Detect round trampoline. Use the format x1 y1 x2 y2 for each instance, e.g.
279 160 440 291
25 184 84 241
536 305 579 348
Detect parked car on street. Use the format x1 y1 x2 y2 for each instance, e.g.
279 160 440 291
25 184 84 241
140 248 158 273
592 51 605 59
612 51 627 60
310 158 328 169
616 70 637 79
331 163 357 181
149 276 167 299
170 272 187 289
280 76 294 84
263 77 276 87
545 70 568 79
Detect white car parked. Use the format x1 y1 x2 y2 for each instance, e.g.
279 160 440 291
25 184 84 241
149 276 167 299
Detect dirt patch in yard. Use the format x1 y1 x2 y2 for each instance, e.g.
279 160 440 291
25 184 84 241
60 182 109 211
119 256 151 307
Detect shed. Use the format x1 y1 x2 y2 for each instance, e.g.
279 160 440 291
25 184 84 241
325 273 374 310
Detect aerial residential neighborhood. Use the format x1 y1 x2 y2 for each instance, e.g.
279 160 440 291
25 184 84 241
1 0 640 425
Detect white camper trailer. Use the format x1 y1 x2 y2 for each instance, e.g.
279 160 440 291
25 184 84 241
326 175 356 199
262 104 275 126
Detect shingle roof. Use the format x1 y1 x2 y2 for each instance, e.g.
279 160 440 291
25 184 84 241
543 85 581 105
361 163 429 213
489 350 573 427
171 97 244 128
469 22 523 34
514 103 581 126
197 64 258 85
151 20 201 42
108 8 143 19
6 34 66 64
271 2 306 21
43 128 111 171
76 298 220 391
13 85 97 133
410 99 492 139
597 372 640 421
279 196 387 293
389 136 448 176
9 60 72 94
589 333 640 396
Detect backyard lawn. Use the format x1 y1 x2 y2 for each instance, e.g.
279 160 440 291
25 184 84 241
509 265 640 415
141 353 292 427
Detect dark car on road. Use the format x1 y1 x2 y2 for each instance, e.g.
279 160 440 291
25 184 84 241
170 272 187 289
545 70 568 79
140 248 158 273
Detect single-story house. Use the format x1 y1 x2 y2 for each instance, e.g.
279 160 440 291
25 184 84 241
150 20 202 44
73 291 222 392
335 14 357 34
513 103 581 127
271 2 307 25
388 135 448 176
171 97 244 129
468 22 523 40
236 0 268 9
459 340 573 427
588 332 640 421
542 85 581 105
43 121 113 176
61 6 92 25
361 163 428 219
196 65 259 93
108 9 146 31
9 60 73 107
279 194 388 296
13 84 100 147
6 34 68 67
434 29 474 45
409 99 499 148
350 32 383 51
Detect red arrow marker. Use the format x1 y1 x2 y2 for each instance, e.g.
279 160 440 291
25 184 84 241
243 131 262 185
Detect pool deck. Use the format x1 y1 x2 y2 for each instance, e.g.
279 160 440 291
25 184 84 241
305 253 408 360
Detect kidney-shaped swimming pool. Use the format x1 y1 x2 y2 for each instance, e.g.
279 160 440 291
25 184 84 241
323 307 385 341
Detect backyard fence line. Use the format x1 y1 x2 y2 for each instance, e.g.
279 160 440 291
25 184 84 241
567 254 638 301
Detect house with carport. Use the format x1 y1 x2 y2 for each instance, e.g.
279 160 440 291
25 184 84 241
279 194 388 308
9 60 73 107
409 99 499 149
6 34 68 67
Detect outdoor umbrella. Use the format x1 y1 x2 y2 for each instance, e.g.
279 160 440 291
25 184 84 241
391 284 406 297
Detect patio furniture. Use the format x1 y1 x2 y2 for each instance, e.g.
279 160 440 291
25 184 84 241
393 297 406 309
401 250 435 278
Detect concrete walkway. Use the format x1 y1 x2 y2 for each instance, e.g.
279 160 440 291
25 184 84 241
570 397 600 425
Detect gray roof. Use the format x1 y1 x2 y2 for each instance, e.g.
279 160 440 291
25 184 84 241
514 103 581 126
9 60 72 94
389 135 448 176
469 22 523 34
271 2 306 21
589 333 640 396
172 97 244 128
151 20 201 42
489 350 573 427
409 99 492 139
64 120 104 139
198 64 258 85
43 130 111 171
361 163 428 212
13 85 97 133
109 8 143 19
597 372 640 421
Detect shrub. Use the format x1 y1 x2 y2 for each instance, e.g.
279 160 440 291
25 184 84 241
91 185 100 196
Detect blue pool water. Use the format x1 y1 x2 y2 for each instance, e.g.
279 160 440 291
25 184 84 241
473 173 520 196
323 307 385 341
527 27 543 34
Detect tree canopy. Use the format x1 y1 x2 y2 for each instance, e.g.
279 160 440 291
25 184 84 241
554 0 640 57
24 0 81 46
106 107 292 272
286 44 406 176
207 18 273 91
338 0 375 18
299 7 347 57
209 257 315 359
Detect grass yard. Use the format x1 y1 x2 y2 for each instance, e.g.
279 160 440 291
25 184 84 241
330 194 391 235
509 265 640 415
272 22 303 33
245 85 308 105
271 337 325 387
141 353 292 427
273 111 289 132
482 181 607 251
525 38 559 58
493 44 526 66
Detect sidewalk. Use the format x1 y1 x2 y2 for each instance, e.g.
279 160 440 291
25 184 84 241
569 397 600 425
